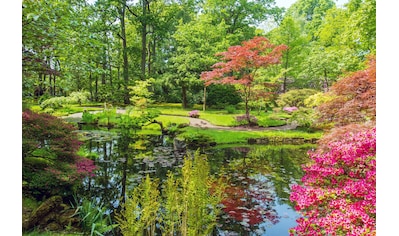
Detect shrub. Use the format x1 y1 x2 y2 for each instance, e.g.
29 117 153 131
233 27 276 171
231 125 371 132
277 89 319 108
235 114 258 126
225 105 237 114
40 96 69 109
74 197 117 236
23 110 96 198
68 91 90 105
206 84 242 107
188 110 200 118
290 128 376 236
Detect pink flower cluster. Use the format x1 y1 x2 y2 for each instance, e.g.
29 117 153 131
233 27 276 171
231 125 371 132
283 106 298 113
75 157 97 177
189 110 200 118
290 128 376 236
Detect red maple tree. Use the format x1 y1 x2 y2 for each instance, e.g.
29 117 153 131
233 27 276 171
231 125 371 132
201 36 287 123
317 55 376 127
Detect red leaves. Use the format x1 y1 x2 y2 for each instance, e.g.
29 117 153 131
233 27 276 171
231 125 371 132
200 36 288 87
317 55 376 127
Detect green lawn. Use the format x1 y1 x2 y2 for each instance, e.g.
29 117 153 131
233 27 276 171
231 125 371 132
178 127 322 144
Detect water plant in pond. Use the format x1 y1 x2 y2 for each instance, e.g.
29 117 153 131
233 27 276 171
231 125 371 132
289 128 376 235
116 174 160 236
73 197 117 236
116 151 225 236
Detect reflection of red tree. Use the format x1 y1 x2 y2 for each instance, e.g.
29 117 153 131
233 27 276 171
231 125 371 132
221 183 279 226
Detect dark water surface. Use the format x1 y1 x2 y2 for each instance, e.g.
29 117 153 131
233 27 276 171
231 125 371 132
76 129 312 236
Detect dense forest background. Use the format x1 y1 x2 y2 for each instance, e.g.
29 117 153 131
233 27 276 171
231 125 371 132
20 0 375 109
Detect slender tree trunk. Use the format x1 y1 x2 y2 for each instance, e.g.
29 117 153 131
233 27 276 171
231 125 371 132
141 0 147 80
323 68 329 92
120 2 130 104
182 84 188 109
89 70 93 101
53 75 56 96
95 74 98 102
49 74 53 96
203 86 206 111
245 85 251 124
282 50 290 93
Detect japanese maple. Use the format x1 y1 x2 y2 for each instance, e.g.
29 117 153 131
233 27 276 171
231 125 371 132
289 128 376 236
317 55 376 127
201 36 287 124
23 109 96 198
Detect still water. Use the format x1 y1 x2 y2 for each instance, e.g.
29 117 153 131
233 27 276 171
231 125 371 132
76 129 312 236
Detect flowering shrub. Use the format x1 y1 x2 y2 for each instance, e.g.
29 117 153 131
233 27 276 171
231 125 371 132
289 128 376 236
283 106 298 113
235 114 258 126
189 110 200 118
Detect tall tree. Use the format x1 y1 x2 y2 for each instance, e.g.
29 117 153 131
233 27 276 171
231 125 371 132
267 16 307 92
201 36 287 123
166 14 231 108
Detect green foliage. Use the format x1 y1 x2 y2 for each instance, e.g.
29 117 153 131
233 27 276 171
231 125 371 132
116 174 160 236
81 110 98 124
179 151 225 235
40 96 69 109
116 152 225 236
225 105 237 114
206 84 242 108
181 133 216 149
277 89 319 108
23 110 95 198
304 92 334 108
74 198 117 236
68 91 90 105
129 79 155 109
289 108 318 131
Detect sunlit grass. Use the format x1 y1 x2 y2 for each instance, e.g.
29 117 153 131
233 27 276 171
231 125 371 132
179 127 322 144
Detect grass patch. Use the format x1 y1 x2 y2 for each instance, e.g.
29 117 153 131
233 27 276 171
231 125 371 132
179 127 322 144
144 115 190 131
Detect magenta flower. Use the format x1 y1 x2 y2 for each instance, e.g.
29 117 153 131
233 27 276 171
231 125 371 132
290 128 376 236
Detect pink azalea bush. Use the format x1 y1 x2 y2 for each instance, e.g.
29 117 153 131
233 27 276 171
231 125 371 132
289 128 376 236
283 106 298 113
189 110 200 118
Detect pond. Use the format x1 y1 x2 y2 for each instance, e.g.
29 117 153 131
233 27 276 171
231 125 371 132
75 128 313 236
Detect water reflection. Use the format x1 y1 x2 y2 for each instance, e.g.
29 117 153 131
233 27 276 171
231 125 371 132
76 129 312 235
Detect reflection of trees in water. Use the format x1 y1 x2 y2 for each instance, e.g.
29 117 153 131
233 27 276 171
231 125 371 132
209 145 312 234
77 133 312 235
77 133 186 214
248 146 312 206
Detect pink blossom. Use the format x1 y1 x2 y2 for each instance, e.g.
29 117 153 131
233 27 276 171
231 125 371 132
290 128 376 235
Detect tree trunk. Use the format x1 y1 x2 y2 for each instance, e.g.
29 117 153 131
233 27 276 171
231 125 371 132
323 68 329 92
53 75 56 96
182 84 188 109
120 2 130 104
282 50 290 93
89 70 93 101
203 86 206 111
141 0 147 80
95 74 98 102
